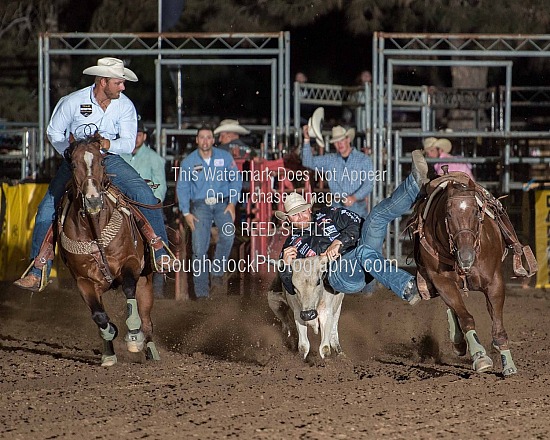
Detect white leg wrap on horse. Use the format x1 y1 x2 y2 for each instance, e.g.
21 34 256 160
447 309 464 344
146 342 161 361
99 323 116 341
499 349 518 376
101 354 117 367
465 330 485 357
125 299 142 331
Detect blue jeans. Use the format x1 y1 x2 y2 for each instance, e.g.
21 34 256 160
327 245 413 299
29 155 168 276
361 174 419 253
190 200 235 297
327 174 420 298
332 199 369 220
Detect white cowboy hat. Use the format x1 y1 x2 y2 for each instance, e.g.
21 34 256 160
423 137 452 154
329 126 355 143
307 107 325 148
82 57 138 82
275 193 312 221
213 119 250 135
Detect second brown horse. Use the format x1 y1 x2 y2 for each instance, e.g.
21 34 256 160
412 174 518 376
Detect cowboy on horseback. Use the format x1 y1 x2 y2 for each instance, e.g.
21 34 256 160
14 57 175 292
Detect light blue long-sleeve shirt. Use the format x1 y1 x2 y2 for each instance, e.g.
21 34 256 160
46 84 137 155
120 144 167 202
302 141 374 218
176 147 242 214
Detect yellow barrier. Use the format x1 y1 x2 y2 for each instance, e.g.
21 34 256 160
0 183 59 281
534 190 550 288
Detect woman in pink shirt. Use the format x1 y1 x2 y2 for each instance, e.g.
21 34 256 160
423 137 475 181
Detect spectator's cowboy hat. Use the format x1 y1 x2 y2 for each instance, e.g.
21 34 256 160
275 193 312 221
329 126 355 143
307 107 325 148
214 119 251 135
423 137 452 153
137 118 147 133
83 57 138 82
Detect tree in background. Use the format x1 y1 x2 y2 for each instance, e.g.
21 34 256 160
2 0 550 125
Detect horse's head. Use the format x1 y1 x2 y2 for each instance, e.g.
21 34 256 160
67 134 106 216
445 181 482 272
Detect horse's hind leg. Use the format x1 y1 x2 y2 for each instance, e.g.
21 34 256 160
136 274 160 361
446 308 467 356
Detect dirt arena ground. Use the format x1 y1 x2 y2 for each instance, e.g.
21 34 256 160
1 271 549 440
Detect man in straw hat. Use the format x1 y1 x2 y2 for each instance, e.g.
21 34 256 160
272 150 429 306
302 124 373 219
214 119 251 159
423 137 474 180
14 57 174 292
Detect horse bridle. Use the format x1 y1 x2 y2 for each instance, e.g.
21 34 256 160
444 192 485 257
70 140 109 216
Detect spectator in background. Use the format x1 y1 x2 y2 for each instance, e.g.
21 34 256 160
423 137 475 180
214 119 251 160
176 125 242 299
214 119 252 223
295 71 308 84
121 118 167 298
302 124 374 220
356 70 372 85
121 118 167 202
294 72 313 125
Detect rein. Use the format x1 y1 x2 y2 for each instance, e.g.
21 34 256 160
413 185 485 273
444 192 484 258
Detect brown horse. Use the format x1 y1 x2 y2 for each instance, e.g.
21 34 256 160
58 134 160 367
412 174 517 376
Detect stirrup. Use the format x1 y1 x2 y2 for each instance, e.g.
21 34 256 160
19 261 50 293
513 245 538 278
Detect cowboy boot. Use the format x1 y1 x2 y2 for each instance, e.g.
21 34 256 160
13 225 55 293
13 272 42 292
411 150 429 186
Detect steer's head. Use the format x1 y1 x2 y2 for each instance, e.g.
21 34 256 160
291 255 329 322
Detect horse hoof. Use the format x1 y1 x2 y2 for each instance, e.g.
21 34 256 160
473 353 493 373
452 341 467 357
101 354 117 367
146 342 161 361
503 366 518 377
125 331 145 353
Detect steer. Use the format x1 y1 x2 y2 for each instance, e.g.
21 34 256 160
268 255 345 360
